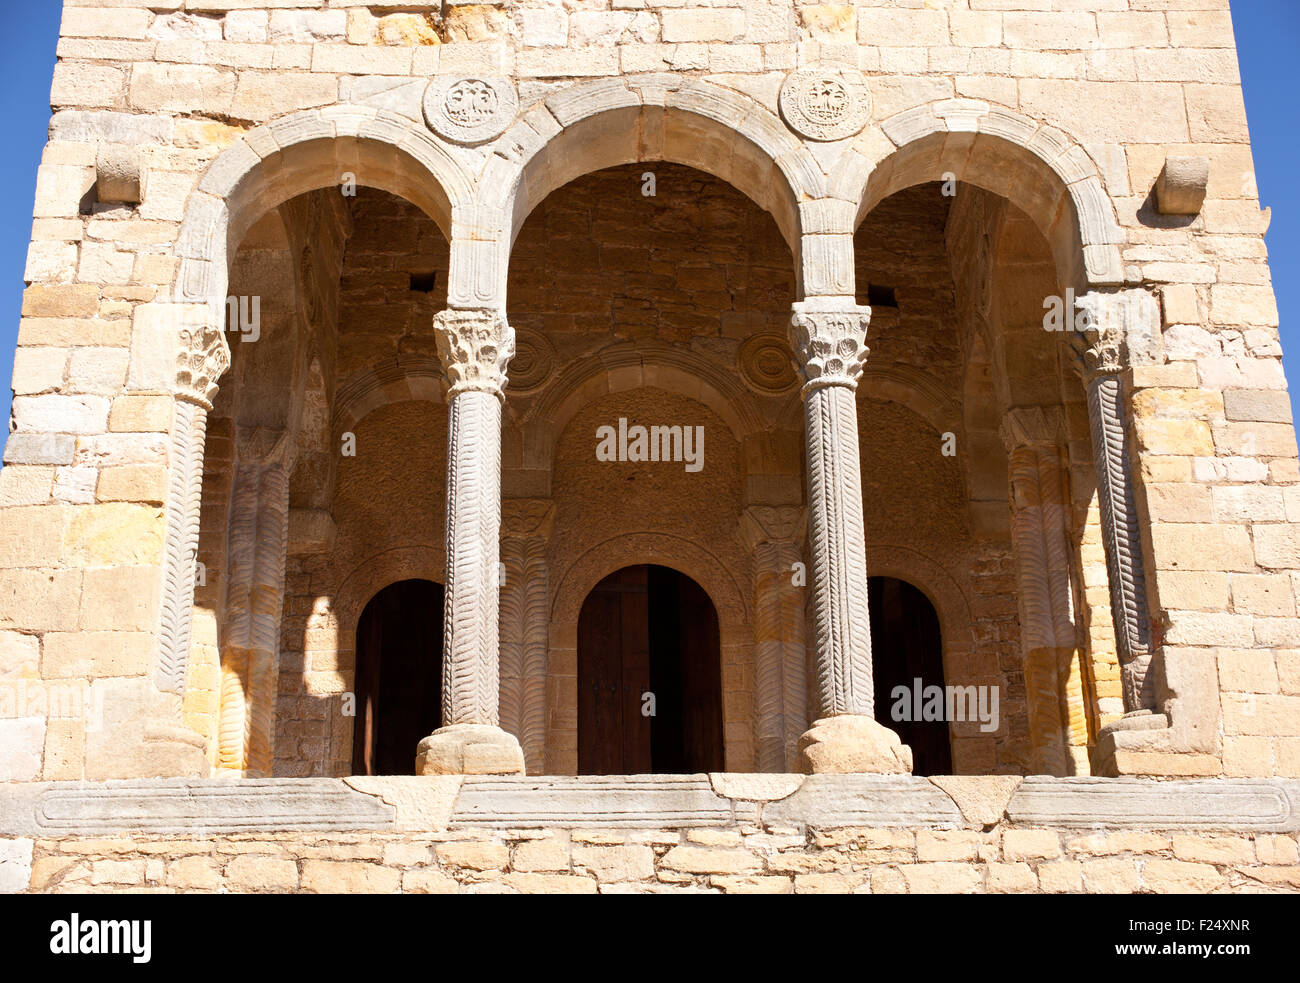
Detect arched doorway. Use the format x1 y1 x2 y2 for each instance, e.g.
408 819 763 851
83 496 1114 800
351 579 444 776
577 565 724 775
870 576 953 776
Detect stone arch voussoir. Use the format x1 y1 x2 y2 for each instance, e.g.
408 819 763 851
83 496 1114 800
174 106 475 313
477 77 829 301
838 99 1124 289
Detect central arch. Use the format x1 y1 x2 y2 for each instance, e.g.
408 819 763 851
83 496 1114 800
480 77 829 301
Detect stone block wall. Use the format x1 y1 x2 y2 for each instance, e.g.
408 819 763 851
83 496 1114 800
0 0 1297 784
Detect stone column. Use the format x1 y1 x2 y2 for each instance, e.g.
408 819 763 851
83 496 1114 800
740 506 809 772
1000 407 1082 776
416 309 525 775
216 427 294 777
156 311 232 699
1073 292 1156 715
788 300 911 774
142 308 232 777
500 499 555 775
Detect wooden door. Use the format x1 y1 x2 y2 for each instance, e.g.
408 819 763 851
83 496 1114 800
579 565 722 774
578 566 651 774
351 579 444 776
869 576 952 776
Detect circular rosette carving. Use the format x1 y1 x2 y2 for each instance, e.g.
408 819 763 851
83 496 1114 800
779 66 871 142
738 334 798 395
506 329 556 394
423 76 518 145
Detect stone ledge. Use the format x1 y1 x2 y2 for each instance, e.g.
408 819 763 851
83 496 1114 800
2 775 1298 837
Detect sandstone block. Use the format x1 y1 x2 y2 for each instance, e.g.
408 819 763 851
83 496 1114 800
225 855 299 892
899 862 980 894
1143 859 1225 894
435 841 508 871
415 724 525 776
797 715 913 774
572 845 654 882
660 846 761 875
300 860 400 894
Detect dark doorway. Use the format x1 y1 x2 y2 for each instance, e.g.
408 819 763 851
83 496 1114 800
869 576 952 776
577 565 724 775
351 578 444 776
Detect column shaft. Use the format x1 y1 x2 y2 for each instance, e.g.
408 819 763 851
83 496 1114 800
442 390 504 726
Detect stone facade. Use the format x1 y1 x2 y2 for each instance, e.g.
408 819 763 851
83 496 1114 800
1 0 1298 893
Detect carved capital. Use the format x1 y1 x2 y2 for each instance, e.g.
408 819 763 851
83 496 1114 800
502 498 555 541
175 312 231 410
739 505 808 551
1071 289 1162 381
999 406 1068 453
235 425 296 474
788 302 870 395
433 308 515 400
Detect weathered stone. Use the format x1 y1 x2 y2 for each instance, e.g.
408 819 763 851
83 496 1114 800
797 715 913 775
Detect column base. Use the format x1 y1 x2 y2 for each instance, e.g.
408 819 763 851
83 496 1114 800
796 715 913 775
415 724 525 776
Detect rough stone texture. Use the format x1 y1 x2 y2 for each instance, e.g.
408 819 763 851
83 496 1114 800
797 715 914 775
415 724 526 777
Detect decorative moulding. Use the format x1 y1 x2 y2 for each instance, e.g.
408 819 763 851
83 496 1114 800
424 76 519 146
778 65 871 142
738 333 798 395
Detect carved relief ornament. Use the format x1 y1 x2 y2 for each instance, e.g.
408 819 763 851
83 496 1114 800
779 66 872 142
433 308 516 399
423 76 518 145
175 313 231 410
788 304 871 393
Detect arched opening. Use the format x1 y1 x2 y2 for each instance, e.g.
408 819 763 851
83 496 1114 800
577 565 723 775
869 576 952 777
351 578 445 776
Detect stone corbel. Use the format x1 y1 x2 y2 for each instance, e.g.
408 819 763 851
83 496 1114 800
1154 155 1209 216
96 143 146 205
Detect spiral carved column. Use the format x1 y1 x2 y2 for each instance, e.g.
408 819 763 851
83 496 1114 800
1001 407 1082 776
789 301 912 774
216 427 294 777
1073 291 1156 715
416 308 525 775
500 499 555 775
740 506 808 772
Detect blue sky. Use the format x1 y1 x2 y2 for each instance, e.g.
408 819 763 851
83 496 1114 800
0 4 1297 458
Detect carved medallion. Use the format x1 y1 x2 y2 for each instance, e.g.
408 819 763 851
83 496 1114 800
779 66 871 142
423 77 518 145
738 334 798 395
506 328 555 394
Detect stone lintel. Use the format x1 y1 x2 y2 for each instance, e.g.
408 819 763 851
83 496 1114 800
2 776 1298 837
